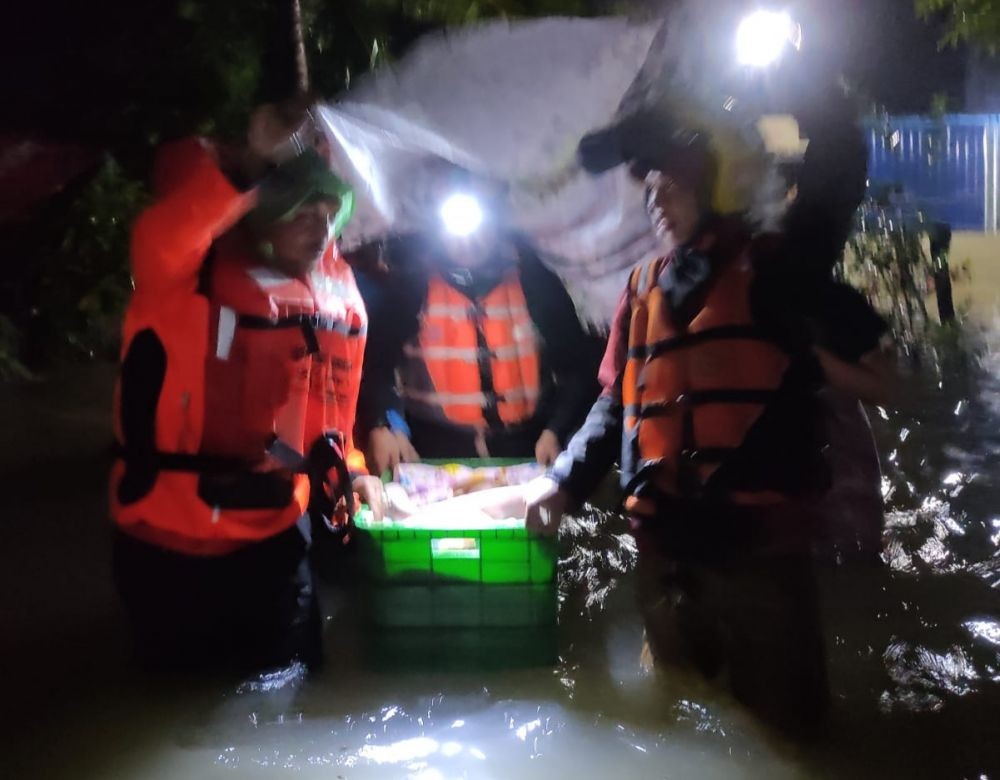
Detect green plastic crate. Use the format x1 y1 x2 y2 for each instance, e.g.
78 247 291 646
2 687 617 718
353 459 558 633
354 524 557 588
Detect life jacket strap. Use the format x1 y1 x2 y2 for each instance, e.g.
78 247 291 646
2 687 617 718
113 434 356 536
625 388 780 421
112 443 251 474
626 324 778 361
236 312 364 333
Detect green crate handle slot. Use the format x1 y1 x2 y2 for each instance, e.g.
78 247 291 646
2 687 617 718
430 538 481 559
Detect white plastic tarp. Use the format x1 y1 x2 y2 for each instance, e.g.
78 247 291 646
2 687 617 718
316 17 665 325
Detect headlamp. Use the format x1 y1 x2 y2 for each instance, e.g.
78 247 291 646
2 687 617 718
735 10 800 68
439 192 484 237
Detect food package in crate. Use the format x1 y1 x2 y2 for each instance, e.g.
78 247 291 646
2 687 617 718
387 484 535 526
383 462 545 520
395 462 543 504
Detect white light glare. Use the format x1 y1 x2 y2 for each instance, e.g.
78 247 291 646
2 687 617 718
736 10 798 68
440 192 484 237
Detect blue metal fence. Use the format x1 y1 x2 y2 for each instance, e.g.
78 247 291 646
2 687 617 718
865 114 1000 232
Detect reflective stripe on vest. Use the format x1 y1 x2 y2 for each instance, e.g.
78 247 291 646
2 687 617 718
111 246 368 554
402 342 529 361
399 272 540 428
424 302 531 320
622 251 790 501
399 385 540 407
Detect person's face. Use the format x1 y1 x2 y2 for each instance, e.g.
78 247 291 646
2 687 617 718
646 171 701 245
439 224 498 269
261 198 340 277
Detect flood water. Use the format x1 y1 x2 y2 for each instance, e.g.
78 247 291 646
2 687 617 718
3 329 1000 779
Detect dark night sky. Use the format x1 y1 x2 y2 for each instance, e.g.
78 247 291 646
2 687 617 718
806 0 968 112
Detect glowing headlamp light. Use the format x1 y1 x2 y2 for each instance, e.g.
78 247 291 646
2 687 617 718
735 10 800 68
439 192 484 237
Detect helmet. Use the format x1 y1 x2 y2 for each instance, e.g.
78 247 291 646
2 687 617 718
580 102 769 215
245 148 355 237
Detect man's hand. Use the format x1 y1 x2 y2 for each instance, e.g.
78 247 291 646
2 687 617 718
524 476 569 537
353 475 386 523
368 427 420 476
534 429 562 467
243 98 317 178
814 343 897 406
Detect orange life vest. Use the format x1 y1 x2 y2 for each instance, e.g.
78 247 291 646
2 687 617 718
621 247 791 512
111 237 368 556
399 272 540 429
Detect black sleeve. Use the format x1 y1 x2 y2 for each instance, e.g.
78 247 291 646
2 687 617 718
809 282 888 362
547 293 631 508
518 246 602 444
117 329 166 505
355 248 427 438
549 387 623 509
751 271 887 365
782 93 868 279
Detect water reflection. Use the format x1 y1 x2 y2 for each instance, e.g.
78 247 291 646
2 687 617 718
964 619 1000 648
673 699 727 736
357 736 439 764
8 339 1000 778
883 495 965 573
881 641 980 711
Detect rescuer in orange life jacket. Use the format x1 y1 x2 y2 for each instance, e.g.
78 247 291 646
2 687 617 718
110 102 384 674
355 169 603 475
525 121 895 734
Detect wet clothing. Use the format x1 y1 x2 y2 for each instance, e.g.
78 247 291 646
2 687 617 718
551 214 885 731
111 138 368 672
635 525 829 735
112 137 367 558
561 97 883 729
783 100 869 280
551 219 887 510
113 517 320 673
356 235 602 459
813 389 884 563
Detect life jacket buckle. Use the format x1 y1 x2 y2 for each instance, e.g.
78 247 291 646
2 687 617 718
265 435 307 470
299 318 321 355
305 432 355 535
265 433 354 535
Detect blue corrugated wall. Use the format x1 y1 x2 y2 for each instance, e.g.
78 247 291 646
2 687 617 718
865 115 1000 231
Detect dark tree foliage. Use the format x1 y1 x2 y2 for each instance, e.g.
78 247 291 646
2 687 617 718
917 0 1000 54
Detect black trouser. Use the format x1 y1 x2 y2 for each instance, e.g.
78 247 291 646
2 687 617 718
112 518 321 675
633 502 829 737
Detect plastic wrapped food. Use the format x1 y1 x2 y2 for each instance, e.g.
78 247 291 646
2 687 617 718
367 462 545 524
395 485 532 528
394 462 544 508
